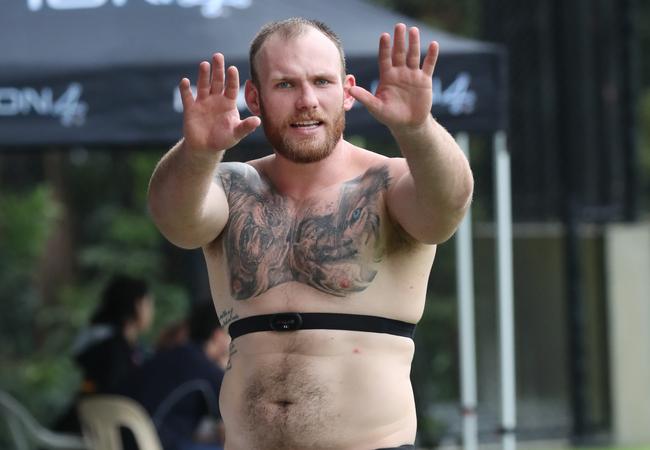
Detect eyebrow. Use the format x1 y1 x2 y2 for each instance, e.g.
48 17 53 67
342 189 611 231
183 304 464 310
268 72 340 82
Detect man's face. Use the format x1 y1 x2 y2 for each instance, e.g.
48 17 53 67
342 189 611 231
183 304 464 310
249 28 355 163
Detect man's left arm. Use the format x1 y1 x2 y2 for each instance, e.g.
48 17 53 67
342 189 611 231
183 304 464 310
388 115 473 244
350 24 473 244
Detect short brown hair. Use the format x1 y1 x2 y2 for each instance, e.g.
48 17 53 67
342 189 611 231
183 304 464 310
249 17 347 86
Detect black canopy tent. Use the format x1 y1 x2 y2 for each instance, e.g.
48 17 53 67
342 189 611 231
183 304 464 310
1 1 514 448
0 0 506 148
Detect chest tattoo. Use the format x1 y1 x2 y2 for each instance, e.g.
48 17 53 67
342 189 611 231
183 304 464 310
220 165 390 300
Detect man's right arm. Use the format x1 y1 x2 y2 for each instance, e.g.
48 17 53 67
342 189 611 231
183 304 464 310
147 139 228 249
147 53 260 249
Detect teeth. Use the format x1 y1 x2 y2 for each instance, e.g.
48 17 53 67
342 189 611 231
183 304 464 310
294 121 319 126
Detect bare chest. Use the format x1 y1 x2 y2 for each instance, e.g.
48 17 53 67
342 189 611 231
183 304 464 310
220 166 392 300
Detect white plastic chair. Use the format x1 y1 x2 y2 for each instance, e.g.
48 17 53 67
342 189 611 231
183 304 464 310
78 395 162 450
0 390 87 450
151 379 218 428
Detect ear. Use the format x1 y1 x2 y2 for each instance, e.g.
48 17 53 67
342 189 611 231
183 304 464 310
245 80 261 116
343 74 356 111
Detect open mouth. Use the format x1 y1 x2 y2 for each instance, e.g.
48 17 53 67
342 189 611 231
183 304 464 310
290 120 323 129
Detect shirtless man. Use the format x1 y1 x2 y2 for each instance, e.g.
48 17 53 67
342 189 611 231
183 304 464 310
148 18 473 450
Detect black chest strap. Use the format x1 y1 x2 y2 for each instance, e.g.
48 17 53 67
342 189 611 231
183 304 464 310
227 312 416 340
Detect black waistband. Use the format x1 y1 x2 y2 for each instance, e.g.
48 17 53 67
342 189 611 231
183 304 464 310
228 312 416 340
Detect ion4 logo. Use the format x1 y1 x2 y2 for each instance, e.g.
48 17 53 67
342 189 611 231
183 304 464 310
0 83 88 127
26 0 252 18
363 72 477 116
173 83 247 113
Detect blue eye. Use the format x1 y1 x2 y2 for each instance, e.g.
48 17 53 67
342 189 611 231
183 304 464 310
350 208 362 223
315 79 329 86
277 81 292 88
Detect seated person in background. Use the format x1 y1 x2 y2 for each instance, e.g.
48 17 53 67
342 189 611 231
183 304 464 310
54 274 154 432
120 300 230 450
155 318 190 351
74 275 154 393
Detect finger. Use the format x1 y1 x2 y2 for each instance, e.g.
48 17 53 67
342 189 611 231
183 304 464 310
349 85 383 116
406 27 421 69
233 116 261 142
377 33 392 73
196 61 211 100
178 78 194 111
422 41 439 77
210 53 225 95
391 23 407 67
224 66 240 101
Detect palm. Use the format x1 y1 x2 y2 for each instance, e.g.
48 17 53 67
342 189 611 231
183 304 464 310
183 89 243 151
373 67 433 126
350 24 438 130
180 54 260 152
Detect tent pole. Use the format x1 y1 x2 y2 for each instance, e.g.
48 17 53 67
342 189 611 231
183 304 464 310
493 131 516 450
454 132 478 450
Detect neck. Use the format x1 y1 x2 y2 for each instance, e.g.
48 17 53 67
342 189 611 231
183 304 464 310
267 139 351 199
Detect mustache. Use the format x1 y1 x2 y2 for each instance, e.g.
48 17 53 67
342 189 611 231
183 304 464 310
286 113 327 124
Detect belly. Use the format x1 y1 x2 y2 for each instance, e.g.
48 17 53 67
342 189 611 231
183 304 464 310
220 330 417 450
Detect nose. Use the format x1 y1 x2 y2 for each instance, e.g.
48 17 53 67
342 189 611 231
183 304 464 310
296 83 318 110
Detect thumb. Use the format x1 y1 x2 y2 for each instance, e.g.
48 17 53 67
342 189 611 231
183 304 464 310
233 116 261 142
349 86 383 116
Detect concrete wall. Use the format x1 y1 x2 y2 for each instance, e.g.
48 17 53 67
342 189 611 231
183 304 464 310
605 223 650 445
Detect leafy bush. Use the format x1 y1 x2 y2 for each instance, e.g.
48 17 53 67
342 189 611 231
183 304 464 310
0 150 190 437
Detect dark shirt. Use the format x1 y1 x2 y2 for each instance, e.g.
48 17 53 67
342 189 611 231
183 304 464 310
120 342 224 450
53 326 144 433
75 331 142 394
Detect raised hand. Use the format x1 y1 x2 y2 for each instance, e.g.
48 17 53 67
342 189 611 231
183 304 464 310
349 23 438 132
179 53 261 153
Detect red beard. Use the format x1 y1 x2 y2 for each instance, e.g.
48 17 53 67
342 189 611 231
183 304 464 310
259 99 346 164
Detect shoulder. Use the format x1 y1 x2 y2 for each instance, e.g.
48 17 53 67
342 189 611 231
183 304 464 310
217 161 260 180
216 161 264 195
348 145 408 186
346 141 405 168
218 154 271 176
348 148 421 249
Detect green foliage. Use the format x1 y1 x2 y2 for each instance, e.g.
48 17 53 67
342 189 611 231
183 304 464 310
77 206 161 274
0 184 78 433
0 186 59 359
0 149 189 433
62 150 190 344
0 185 60 264
411 240 460 446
